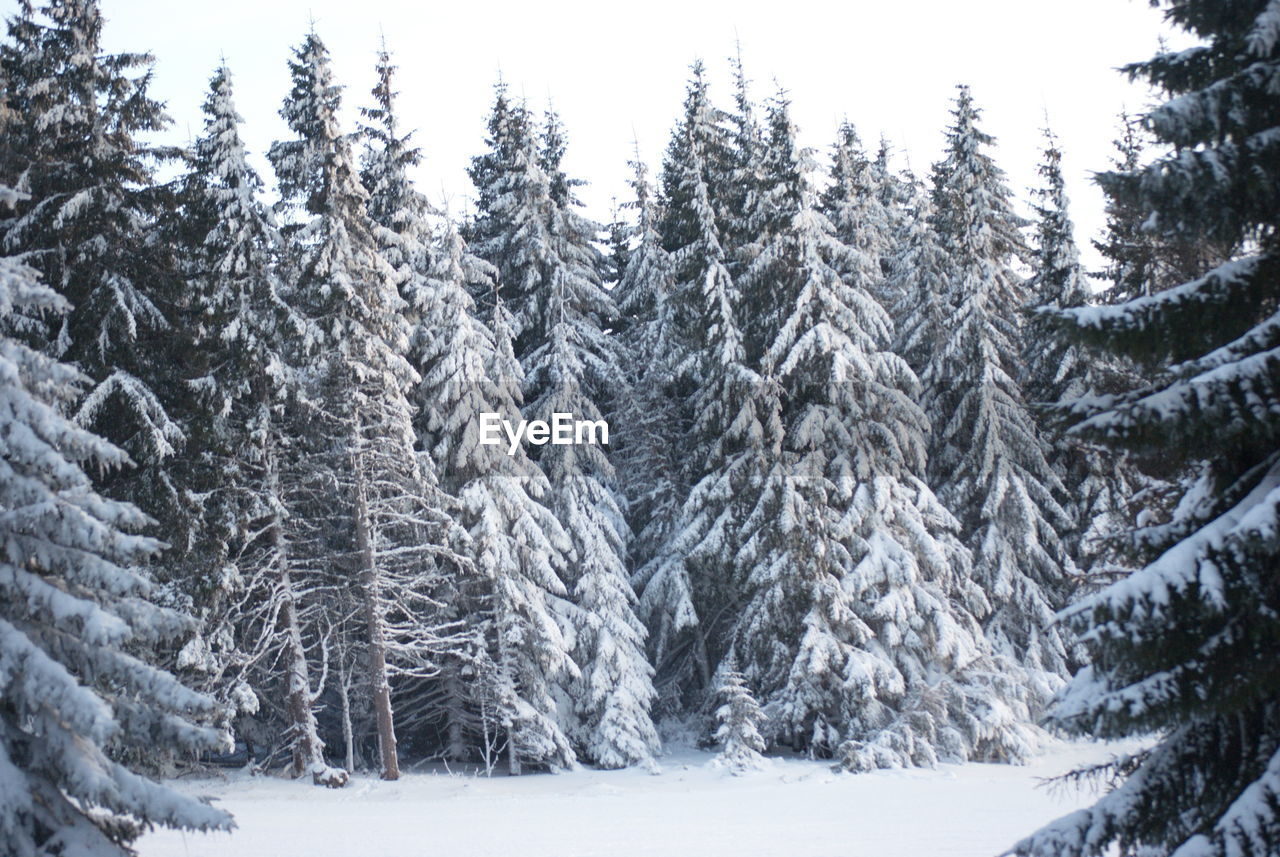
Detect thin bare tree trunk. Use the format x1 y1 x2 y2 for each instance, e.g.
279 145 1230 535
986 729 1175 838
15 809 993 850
507 736 522 776
352 444 400 781
496 625 521 776
338 657 355 774
280 567 321 776
268 434 346 788
444 670 466 761
694 628 712 691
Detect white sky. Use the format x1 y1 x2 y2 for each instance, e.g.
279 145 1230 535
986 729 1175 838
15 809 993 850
11 0 1186 274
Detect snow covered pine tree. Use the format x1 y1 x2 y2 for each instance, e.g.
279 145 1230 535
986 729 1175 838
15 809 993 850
1024 126 1094 413
470 85 658 769
463 87 592 774
732 93 1037 769
269 31 466 782
536 115 660 770
174 61 346 786
638 62 749 702
413 214 580 773
0 0 189 554
1024 126 1140 580
921 86 1075 706
1009 1 1280 855
0 183 234 855
820 121 895 306
710 660 767 773
611 157 685 715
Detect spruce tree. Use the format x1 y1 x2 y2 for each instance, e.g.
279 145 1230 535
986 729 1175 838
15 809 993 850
360 46 437 327
415 217 581 772
640 63 756 700
466 85 607 772
466 82 529 324
175 61 346 785
734 95 1037 768
168 62 260 675
1094 110 1232 303
871 136 911 275
1093 112 1162 302
0 184 234 855
357 47 491 761
613 157 676 352
888 175 952 382
532 117 658 769
722 49 766 283
410 113 584 770
539 106 580 209
269 31 465 781
470 88 658 768
1025 127 1140 579
0 0 189 564
924 86 1075 701
612 158 685 708
1010 2 1280 854
657 61 734 301
604 197 629 286
820 121 894 306
1025 126 1091 408
710 661 767 773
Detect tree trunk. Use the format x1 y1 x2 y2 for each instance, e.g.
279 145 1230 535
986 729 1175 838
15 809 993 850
268 436 347 788
496 619 521 776
280 567 319 775
352 445 400 781
444 670 467 762
693 627 712 691
507 734 522 776
338 658 355 775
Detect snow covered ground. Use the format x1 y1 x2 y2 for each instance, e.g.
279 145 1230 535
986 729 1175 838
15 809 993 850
140 740 1140 857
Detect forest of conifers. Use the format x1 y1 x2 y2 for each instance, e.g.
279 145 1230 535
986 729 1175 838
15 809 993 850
1 1 1278 856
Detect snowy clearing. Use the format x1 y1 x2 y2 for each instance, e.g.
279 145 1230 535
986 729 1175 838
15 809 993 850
140 740 1142 857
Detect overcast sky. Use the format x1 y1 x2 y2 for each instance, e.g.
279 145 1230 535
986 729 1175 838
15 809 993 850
10 0 1186 275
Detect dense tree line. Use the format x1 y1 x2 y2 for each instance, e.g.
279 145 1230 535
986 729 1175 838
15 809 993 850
0 1 1275 856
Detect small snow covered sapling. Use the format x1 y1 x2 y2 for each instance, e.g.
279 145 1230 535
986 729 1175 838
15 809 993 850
711 666 767 773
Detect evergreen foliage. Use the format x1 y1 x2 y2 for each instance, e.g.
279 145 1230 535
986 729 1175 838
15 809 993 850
634 63 746 703
0 0 190 568
3 4 1235 810
1025 127 1092 408
1093 111 1233 302
469 84 657 769
413 214 580 771
169 63 339 783
1010 2 1280 854
924 87 1076 700
269 31 467 781
734 95 1037 769
710 662 767 773
820 122 893 305
1025 127 1142 579
0 184 234 856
